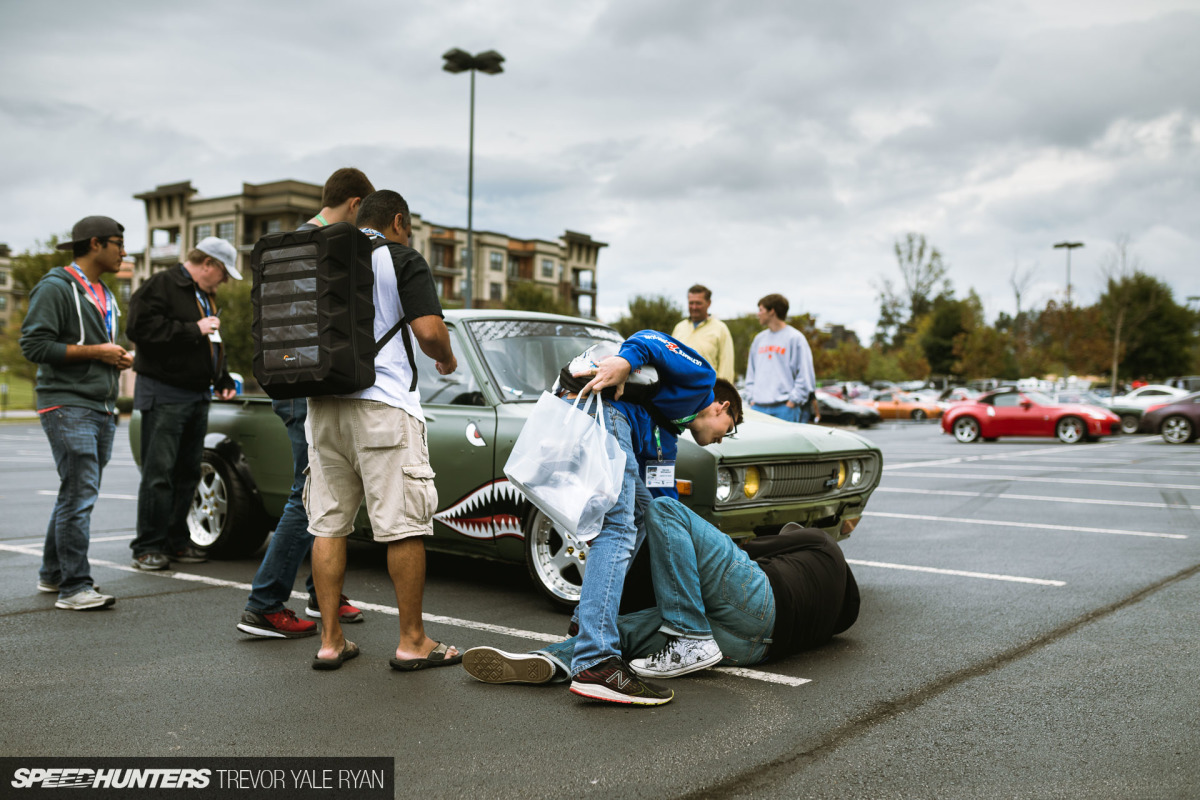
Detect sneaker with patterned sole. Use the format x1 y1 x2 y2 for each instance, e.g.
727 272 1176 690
463 647 557 684
305 595 364 623
54 588 115 610
237 609 318 639
569 656 674 706
630 636 723 679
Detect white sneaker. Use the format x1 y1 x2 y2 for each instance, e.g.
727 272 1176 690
630 636 723 678
54 588 115 610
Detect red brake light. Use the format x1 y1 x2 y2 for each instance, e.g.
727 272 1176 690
1145 403 1166 413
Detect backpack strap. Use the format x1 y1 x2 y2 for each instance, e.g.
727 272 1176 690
370 238 418 392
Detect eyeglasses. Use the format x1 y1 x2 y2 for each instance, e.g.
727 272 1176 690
104 238 125 249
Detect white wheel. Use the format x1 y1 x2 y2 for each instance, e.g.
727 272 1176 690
1161 415 1194 445
1056 416 1085 444
524 508 587 608
953 417 980 443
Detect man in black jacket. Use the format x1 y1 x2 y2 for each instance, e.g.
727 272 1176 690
463 497 859 687
126 237 240 571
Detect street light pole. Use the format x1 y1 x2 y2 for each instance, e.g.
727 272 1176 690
1052 241 1084 306
443 48 505 310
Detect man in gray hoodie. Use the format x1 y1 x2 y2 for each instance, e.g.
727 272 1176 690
19 216 133 610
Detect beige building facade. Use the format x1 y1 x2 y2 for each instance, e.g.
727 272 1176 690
0 244 13 332
132 179 604 318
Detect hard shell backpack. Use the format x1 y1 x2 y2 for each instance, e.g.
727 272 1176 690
251 222 416 399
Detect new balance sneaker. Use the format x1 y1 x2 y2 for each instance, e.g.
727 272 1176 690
131 553 169 571
237 609 317 639
630 636 723 679
54 588 115 611
305 595 364 623
170 545 208 564
569 656 674 706
462 647 557 684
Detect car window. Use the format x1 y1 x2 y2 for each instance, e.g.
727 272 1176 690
1023 391 1053 405
993 393 1019 407
876 392 892 402
412 326 485 406
468 319 623 402
1143 389 1168 396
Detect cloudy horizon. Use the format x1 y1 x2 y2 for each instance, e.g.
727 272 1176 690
3 0 1198 342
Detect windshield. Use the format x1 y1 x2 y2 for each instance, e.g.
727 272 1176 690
468 319 623 401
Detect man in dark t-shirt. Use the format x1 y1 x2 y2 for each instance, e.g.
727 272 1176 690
463 497 859 685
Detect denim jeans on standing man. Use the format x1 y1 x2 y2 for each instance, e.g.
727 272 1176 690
755 402 803 424
567 397 651 676
39 406 116 599
541 497 775 674
245 398 316 614
132 398 208 557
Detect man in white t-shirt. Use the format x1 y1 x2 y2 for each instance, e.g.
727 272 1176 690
744 293 819 424
306 190 461 671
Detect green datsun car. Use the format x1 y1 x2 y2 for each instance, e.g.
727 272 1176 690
131 311 883 606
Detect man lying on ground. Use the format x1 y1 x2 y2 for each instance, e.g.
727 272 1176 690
462 497 859 702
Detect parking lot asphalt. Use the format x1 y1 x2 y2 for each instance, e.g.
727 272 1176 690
2 419 1197 799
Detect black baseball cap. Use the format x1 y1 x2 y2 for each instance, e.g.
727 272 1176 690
56 216 125 251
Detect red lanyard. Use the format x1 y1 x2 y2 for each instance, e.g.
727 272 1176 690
68 265 113 341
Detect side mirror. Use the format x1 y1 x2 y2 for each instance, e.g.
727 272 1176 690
1021 400 1032 410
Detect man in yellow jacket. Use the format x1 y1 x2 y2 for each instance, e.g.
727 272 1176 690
670 284 734 382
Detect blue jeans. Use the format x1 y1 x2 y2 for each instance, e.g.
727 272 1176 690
541 497 775 673
245 398 316 613
132 399 208 557
567 397 651 676
755 402 802 423
39 407 116 599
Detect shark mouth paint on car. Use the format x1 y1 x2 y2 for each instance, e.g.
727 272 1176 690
433 479 526 540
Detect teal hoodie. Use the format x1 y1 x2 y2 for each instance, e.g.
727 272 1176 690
19 266 121 413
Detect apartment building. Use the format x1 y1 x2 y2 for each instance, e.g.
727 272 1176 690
132 179 604 317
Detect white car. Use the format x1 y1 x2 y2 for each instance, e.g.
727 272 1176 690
1108 384 1187 409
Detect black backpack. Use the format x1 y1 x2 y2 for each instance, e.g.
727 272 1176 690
251 222 417 399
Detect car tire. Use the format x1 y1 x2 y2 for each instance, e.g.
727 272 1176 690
1160 415 1195 445
188 450 270 558
524 507 585 609
1056 416 1085 444
911 409 927 421
953 417 981 443
1119 414 1141 435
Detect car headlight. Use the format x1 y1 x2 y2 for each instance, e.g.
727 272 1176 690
743 466 761 499
849 458 864 486
716 468 734 503
836 461 847 489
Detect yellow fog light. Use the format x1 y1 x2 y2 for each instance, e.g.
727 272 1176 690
743 466 761 498
837 461 847 489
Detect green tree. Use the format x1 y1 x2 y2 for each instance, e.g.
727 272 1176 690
504 282 572 317
723 313 760 380
0 236 72 383
612 294 682 339
874 233 952 348
215 277 254 381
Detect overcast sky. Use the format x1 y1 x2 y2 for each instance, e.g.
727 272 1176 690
3 0 1198 341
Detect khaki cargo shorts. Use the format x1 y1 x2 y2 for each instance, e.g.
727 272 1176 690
305 397 437 542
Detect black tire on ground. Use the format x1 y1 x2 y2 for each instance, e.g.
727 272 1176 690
1160 415 1195 445
1056 415 1086 444
983 437 998 442
953 417 981 443
1120 414 1141 435
524 507 585 609
188 450 270 558
911 409 927 421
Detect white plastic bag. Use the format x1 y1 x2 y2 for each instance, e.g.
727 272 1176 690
504 391 627 543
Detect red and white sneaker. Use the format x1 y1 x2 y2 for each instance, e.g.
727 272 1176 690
305 595 364 623
237 608 317 639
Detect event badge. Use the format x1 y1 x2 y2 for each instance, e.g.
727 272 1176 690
208 329 222 343
644 460 676 488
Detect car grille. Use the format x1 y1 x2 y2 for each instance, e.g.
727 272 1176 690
761 462 843 498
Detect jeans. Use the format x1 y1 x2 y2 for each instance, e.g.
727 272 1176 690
755 402 802 423
568 397 651 676
39 407 116 599
246 398 316 613
541 497 775 673
132 398 208 557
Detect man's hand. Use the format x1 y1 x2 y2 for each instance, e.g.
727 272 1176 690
435 355 457 376
197 316 220 336
93 343 130 367
215 387 237 401
579 356 632 400
785 400 796 409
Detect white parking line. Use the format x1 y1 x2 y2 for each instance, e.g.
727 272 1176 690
884 472 1200 492
864 511 1187 540
875 486 1200 510
0 542 811 688
925 464 1200 479
845 558 1066 586
36 490 137 501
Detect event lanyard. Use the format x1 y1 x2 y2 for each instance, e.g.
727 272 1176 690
182 265 215 317
654 428 663 461
360 227 385 239
314 213 330 227
68 264 114 342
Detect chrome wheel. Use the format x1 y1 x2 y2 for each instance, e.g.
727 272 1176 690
525 509 587 607
953 417 980 443
188 460 228 548
1119 414 1141 435
911 409 927 421
1056 416 1085 444
1161 415 1193 445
